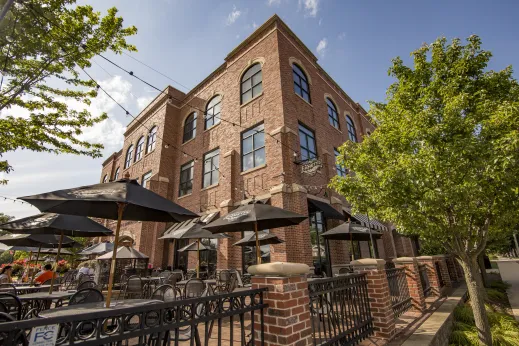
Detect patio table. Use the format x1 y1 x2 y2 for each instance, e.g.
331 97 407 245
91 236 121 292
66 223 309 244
39 299 162 318
0 285 55 294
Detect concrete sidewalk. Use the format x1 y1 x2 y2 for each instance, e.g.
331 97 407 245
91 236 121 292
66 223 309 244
496 260 519 321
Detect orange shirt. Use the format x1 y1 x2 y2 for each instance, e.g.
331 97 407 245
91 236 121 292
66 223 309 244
34 270 56 284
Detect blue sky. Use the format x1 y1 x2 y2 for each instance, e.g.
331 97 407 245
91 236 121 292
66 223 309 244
2 0 519 218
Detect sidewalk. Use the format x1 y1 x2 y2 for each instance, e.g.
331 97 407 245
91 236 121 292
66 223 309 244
496 259 519 321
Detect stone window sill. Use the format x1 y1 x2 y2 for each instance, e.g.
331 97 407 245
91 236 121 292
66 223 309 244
177 193 192 200
201 183 219 192
241 164 267 175
240 92 264 108
295 93 313 107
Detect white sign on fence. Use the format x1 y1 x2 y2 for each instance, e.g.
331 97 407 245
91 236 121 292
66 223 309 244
29 324 59 346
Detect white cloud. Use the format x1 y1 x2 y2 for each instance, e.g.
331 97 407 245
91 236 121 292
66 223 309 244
338 32 346 40
316 38 328 57
267 0 283 5
136 96 154 111
299 0 320 17
236 34 241 39
226 5 242 26
252 21 258 29
318 18 322 26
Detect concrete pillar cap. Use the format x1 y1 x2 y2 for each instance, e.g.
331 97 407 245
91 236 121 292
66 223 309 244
416 256 434 260
394 257 417 263
247 262 310 277
351 258 386 266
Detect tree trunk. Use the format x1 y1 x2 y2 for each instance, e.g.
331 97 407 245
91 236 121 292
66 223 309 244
477 253 489 288
460 257 492 346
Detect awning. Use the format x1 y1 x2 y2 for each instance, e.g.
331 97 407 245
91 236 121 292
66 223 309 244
351 213 387 231
160 212 220 240
308 198 345 220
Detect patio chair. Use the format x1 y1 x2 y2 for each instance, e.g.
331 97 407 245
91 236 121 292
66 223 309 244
77 280 97 290
122 276 143 299
184 279 205 299
0 312 28 345
0 284 16 295
69 288 104 306
172 269 184 280
216 270 231 293
0 293 22 320
151 284 176 302
185 270 197 280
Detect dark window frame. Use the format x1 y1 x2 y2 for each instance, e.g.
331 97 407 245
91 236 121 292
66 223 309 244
298 123 317 162
134 136 145 162
202 148 220 188
205 95 222 130
102 175 108 183
241 63 263 104
146 126 157 153
241 122 266 172
179 160 194 197
124 145 134 169
334 148 347 177
114 167 120 180
183 112 197 143
326 98 339 129
346 115 358 142
293 64 311 103
142 171 152 188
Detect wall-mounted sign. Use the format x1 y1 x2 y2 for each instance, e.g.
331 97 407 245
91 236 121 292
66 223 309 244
301 159 323 176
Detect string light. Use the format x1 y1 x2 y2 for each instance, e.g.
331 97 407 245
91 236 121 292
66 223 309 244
0 195 29 205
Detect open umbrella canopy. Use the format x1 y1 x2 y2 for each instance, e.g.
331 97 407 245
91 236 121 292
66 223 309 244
79 242 114 255
233 232 285 247
7 247 74 255
0 233 81 248
321 222 383 241
203 202 307 234
178 242 215 252
160 212 227 240
19 178 198 222
0 213 113 237
97 246 149 260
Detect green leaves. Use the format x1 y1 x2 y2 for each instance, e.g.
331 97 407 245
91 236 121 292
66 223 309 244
0 0 137 179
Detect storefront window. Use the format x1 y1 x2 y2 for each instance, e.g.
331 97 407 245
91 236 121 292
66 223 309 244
242 230 271 272
200 238 218 274
309 211 329 276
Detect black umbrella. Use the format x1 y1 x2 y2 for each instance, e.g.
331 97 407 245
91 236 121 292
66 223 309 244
178 242 215 252
233 232 285 247
0 233 81 248
19 176 198 307
97 246 149 260
0 213 112 293
203 201 307 264
79 242 114 256
321 222 383 260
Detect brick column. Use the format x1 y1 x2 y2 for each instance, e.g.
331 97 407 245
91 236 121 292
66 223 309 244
433 255 452 288
446 256 459 282
252 275 313 346
216 200 242 271
351 258 396 340
393 257 426 312
416 256 441 297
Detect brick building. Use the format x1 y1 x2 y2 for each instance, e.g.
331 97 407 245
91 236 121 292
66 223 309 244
99 15 418 273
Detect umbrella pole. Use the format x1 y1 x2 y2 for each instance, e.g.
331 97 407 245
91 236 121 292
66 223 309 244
172 239 176 270
31 246 42 286
49 232 63 294
255 222 261 265
350 237 355 261
106 202 126 308
197 239 200 279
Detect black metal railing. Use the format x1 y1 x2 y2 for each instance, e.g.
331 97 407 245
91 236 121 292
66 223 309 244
0 288 268 346
435 261 445 287
385 268 411 317
419 264 431 297
308 274 373 346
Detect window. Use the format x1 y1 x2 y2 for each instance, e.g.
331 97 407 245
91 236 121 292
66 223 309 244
135 136 145 162
346 116 357 142
327 98 339 129
124 145 134 169
114 167 120 180
202 148 220 188
102 175 108 183
334 148 347 177
142 171 152 188
309 211 329 276
293 64 310 102
146 126 157 153
205 95 221 129
241 123 265 171
298 124 317 161
241 63 263 104
183 112 197 143
179 161 194 197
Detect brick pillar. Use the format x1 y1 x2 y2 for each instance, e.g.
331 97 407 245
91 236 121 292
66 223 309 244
351 258 396 340
216 201 242 271
252 275 313 346
446 256 459 282
416 256 441 296
394 257 426 312
327 197 349 270
433 255 452 288
454 258 464 279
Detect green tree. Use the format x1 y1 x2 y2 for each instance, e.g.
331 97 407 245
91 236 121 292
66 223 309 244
0 0 137 184
330 36 519 345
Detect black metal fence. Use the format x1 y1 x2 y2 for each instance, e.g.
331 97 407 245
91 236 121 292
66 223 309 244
0 288 268 346
308 274 373 346
385 268 411 317
418 264 431 297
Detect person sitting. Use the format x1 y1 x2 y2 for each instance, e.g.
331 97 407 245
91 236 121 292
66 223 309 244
0 265 13 283
34 264 56 284
77 263 90 279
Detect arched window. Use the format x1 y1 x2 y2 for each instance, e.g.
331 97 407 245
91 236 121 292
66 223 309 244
146 126 157 153
124 145 133 169
292 64 310 102
102 174 108 183
183 112 197 143
241 63 262 104
326 98 339 129
114 167 120 180
205 95 221 130
346 116 357 142
134 136 145 162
